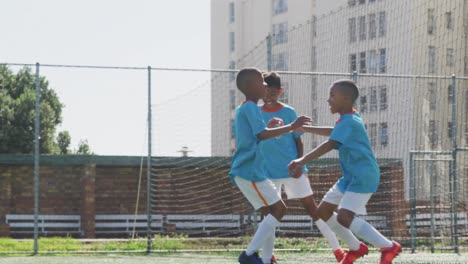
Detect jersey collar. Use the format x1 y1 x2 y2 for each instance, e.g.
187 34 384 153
335 108 357 124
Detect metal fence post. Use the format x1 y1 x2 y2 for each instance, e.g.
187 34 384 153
450 74 458 254
33 62 41 254
409 151 416 253
147 66 153 254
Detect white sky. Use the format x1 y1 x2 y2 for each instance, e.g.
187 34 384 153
1 0 211 156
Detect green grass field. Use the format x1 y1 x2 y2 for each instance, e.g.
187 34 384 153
0 252 467 264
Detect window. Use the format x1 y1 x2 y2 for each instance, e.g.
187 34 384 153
349 17 357 42
446 12 453 30
428 82 437 111
380 123 388 146
369 123 377 148
370 86 377 112
359 16 367 40
230 119 235 139
369 14 377 39
428 9 435 34
379 48 386 73
448 122 453 139
428 46 436 73
446 48 454 66
379 12 386 37
229 2 235 23
229 61 236 81
229 90 236 110
359 0 366 4
229 32 235 52
369 50 377 73
429 120 438 149
272 22 288 45
348 0 356 6
448 84 453 103
379 85 387 111
360 88 367 113
279 81 289 103
273 0 288 15
359 52 366 73
350 53 357 72
272 52 288 71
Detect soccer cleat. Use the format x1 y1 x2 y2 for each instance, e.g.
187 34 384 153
333 248 345 263
380 241 402 264
339 242 369 264
238 251 264 264
270 253 277 264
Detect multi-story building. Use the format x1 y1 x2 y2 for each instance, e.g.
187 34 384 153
211 0 468 201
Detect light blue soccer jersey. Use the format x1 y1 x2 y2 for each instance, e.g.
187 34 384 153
259 103 307 179
329 112 380 193
229 101 268 183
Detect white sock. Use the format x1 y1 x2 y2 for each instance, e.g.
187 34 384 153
315 218 341 251
261 232 275 264
349 217 392 248
326 213 360 250
246 214 280 255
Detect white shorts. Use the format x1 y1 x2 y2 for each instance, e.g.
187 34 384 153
271 174 313 200
234 176 282 210
322 184 372 215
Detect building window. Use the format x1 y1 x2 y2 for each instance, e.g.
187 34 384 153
359 52 366 73
369 123 377 148
428 9 435 34
229 90 236 110
273 0 288 15
358 0 366 4
229 61 236 81
379 12 386 37
379 85 387 111
348 0 356 7
229 2 235 23
369 14 377 39
448 122 453 139
428 46 436 73
272 22 288 45
428 82 437 111
369 50 377 73
349 17 357 43
359 16 367 40
379 48 386 73
446 12 453 30
230 119 235 139
360 88 367 113
380 123 388 146
429 120 438 149
272 52 288 71
446 48 454 66
229 32 235 52
350 53 357 72
370 86 377 112
279 81 289 104
448 84 454 103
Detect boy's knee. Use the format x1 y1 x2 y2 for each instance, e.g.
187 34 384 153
269 201 287 220
336 210 354 228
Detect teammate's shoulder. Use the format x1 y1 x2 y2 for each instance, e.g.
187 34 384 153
280 103 296 111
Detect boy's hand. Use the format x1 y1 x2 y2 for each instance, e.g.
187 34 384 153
291 116 311 131
288 159 304 178
267 117 284 128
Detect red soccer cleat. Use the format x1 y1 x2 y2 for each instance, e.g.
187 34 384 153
271 253 277 264
380 241 402 264
340 242 369 264
333 248 345 263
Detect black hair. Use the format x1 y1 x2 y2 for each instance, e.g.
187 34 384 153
262 72 281 88
332 79 359 102
236 67 262 92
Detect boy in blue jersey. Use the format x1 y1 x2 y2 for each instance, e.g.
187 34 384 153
230 67 311 264
288 80 401 264
259 72 344 263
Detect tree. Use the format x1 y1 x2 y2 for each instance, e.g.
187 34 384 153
0 65 63 154
57 131 71 154
76 139 94 155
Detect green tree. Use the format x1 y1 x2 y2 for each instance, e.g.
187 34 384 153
0 65 63 154
76 139 94 155
57 131 71 154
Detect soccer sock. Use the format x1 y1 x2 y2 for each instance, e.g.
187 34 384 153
349 217 393 248
261 232 275 264
326 213 360 250
246 214 280 256
315 218 341 251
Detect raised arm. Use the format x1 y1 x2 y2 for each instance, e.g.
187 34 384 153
301 126 334 137
257 115 311 140
288 139 337 178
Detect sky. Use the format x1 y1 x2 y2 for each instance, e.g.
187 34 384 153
0 0 212 157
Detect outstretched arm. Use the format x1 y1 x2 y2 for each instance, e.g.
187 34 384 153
300 126 334 137
288 139 337 178
258 115 311 140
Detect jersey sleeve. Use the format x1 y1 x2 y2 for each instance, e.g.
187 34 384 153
244 102 266 136
330 119 353 148
289 108 303 138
